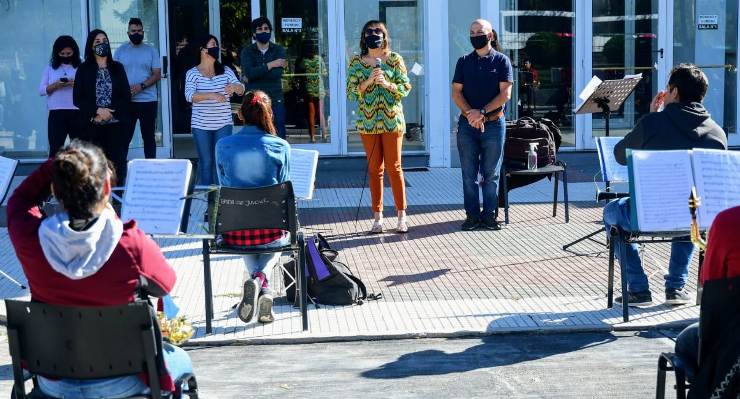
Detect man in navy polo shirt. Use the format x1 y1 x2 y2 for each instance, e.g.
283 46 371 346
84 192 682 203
452 19 513 231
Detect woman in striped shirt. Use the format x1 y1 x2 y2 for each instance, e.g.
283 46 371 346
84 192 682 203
185 34 244 185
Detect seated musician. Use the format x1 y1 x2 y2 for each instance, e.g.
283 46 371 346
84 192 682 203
6 140 192 398
674 205 740 380
604 64 727 307
215 90 291 325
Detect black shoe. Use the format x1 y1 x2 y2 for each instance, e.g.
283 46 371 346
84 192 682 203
615 290 653 307
237 279 260 323
481 216 502 231
461 217 480 231
665 288 691 306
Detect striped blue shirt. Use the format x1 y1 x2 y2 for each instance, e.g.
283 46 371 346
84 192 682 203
185 66 242 130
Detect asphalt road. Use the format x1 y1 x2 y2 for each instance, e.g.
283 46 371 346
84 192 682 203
0 329 683 398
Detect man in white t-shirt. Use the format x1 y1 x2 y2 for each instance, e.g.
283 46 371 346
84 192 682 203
114 17 162 158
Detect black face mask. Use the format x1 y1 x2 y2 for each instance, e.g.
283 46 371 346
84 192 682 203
93 42 110 57
59 55 74 65
255 32 271 44
470 35 490 50
129 33 144 45
207 46 220 60
366 34 383 49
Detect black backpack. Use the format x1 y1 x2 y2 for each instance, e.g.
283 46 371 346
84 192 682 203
503 116 562 167
283 234 381 306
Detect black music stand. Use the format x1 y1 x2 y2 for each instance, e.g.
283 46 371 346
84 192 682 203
562 76 642 253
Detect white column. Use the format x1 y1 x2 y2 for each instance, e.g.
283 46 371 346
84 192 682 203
695 0 726 126
209 0 220 38
426 0 451 167
575 0 593 149
481 0 499 26
251 0 260 20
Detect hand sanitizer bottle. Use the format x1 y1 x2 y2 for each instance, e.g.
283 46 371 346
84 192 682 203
527 143 538 171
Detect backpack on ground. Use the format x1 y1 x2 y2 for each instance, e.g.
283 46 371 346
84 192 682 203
283 234 381 306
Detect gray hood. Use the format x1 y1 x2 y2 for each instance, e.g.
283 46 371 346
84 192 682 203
38 207 123 280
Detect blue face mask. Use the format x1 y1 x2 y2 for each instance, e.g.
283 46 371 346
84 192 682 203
255 32 271 44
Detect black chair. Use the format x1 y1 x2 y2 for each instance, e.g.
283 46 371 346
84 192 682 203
656 276 740 399
201 182 308 334
606 228 700 323
5 300 198 399
502 160 569 224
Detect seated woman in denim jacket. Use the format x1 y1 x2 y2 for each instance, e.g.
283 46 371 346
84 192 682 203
215 90 291 324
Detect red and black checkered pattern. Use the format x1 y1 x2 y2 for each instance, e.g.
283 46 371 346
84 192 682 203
221 229 287 247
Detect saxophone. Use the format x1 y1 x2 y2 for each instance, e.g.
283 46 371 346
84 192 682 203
689 186 708 251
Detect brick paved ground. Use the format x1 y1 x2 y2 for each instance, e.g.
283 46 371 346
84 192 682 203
0 167 699 344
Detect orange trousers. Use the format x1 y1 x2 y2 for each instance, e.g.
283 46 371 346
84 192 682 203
361 132 407 212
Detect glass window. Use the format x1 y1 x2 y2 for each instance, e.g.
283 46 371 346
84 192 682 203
261 0 332 145
592 0 659 137
0 1 82 157
344 0 425 153
500 0 576 147
448 0 480 167
674 0 737 135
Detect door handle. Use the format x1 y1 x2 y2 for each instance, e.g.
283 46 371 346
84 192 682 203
162 56 169 78
653 48 664 59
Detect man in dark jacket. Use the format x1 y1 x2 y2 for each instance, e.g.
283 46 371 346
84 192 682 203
240 17 288 139
604 63 727 307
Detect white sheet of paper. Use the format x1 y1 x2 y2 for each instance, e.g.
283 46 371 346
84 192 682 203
410 62 424 76
289 149 319 200
0 155 18 204
595 137 629 183
578 75 603 101
624 73 643 79
691 148 740 230
631 150 694 232
121 159 192 235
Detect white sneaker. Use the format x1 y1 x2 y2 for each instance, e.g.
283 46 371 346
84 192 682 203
257 287 275 323
396 217 409 233
370 218 384 234
237 279 260 323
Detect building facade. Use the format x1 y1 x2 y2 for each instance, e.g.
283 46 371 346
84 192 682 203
1 0 738 165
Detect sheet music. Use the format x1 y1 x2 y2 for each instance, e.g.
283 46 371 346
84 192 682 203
0 155 18 204
595 137 629 183
691 148 740 230
289 149 319 200
121 159 192 235
579 76 602 101
630 150 694 232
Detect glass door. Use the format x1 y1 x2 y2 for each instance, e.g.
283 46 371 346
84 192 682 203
589 0 667 146
260 0 338 154
89 0 173 158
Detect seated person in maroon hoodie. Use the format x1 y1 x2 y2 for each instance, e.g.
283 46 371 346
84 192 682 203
7 140 192 398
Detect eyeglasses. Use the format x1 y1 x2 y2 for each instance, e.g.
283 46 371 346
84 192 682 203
365 28 384 35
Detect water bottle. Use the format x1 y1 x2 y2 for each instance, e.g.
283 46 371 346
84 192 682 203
527 143 538 171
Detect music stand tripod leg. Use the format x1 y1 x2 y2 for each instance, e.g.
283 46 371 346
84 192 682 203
0 269 26 290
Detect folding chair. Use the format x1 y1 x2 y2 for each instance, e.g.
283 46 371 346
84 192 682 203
201 182 308 334
502 160 569 224
5 300 198 399
656 276 740 398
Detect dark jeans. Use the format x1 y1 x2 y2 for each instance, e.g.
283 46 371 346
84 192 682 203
192 125 232 186
675 322 699 379
83 122 130 186
456 117 506 220
273 100 286 140
47 110 79 157
129 101 158 159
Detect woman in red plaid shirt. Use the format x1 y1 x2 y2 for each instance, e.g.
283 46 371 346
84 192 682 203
215 90 291 324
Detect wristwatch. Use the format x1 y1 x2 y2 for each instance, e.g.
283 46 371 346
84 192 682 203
140 83 146 90
479 108 487 116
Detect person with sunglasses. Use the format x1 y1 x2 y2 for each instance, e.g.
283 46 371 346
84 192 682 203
346 20 412 234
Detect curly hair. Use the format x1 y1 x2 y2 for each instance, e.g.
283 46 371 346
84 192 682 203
51 140 114 220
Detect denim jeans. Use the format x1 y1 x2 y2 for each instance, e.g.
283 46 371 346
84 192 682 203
38 343 193 398
242 235 291 283
675 322 699 380
272 101 287 140
456 117 506 220
192 125 232 185
603 197 694 293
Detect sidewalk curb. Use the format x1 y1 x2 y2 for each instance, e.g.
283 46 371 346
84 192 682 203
182 319 695 347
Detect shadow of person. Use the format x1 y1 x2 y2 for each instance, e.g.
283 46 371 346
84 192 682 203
361 332 617 379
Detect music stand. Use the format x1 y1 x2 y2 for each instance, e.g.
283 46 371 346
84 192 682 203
562 76 642 253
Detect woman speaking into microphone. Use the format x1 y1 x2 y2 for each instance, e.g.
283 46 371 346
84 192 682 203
347 20 412 234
